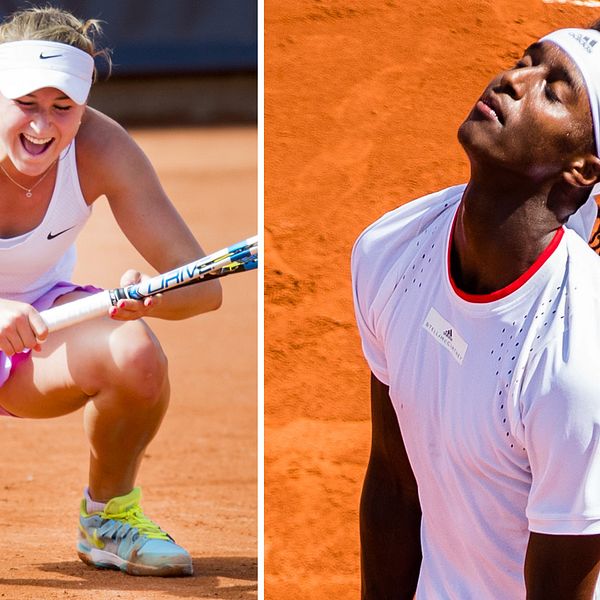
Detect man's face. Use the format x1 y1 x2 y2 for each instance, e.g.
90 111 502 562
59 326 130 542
458 41 594 181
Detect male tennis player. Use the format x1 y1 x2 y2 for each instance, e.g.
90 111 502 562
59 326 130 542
0 6 222 577
352 25 600 599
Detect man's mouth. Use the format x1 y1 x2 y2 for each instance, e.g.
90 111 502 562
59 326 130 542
476 97 505 125
20 133 54 156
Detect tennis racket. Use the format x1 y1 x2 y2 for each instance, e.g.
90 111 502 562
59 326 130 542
40 235 258 333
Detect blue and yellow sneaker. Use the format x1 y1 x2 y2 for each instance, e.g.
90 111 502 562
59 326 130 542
77 487 193 577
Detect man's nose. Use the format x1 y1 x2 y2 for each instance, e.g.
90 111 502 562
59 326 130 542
496 67 535 100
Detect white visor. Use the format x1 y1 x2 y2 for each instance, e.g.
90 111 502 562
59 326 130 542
541 29 600 241
0 40 94 105
541 29 600 156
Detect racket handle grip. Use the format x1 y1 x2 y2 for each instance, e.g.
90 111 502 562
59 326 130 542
40 290 114 333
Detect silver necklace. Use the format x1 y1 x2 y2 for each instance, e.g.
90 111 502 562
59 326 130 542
0 162 56 198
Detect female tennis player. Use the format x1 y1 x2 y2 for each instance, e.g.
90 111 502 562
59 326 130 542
0 6 222 576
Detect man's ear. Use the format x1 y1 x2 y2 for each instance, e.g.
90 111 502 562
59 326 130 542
564 155 600 187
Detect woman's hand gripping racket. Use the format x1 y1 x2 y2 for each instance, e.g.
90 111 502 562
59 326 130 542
40 235 258 333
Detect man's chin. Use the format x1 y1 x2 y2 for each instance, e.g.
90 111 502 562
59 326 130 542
457 118 503 164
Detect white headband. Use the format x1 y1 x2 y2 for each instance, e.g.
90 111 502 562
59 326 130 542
0 40 94 105
541 28 600 156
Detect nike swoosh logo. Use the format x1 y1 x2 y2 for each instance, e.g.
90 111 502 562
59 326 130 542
79 524 105 549
47 226 75 240
39 52 62 59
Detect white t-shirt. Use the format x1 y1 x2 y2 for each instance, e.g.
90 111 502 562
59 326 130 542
352 185 600 599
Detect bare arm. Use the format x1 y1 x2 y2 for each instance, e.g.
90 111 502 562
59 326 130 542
525 532 600 600
361 373 422 600
77 109 222 320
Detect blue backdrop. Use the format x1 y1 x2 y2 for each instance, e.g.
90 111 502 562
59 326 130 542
0 1 257 76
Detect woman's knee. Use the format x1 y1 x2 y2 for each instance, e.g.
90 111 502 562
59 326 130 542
102 320 169 407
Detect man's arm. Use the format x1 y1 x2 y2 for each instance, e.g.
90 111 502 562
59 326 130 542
525 532 600 599
361 373 422 600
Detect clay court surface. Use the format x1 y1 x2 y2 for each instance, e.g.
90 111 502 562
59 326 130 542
0 126 257 599
265 1 599 598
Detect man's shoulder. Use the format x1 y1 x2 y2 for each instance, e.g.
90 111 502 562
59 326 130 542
351 185 463 325
526 235 600 398
564 228 600 296
352 184 464 265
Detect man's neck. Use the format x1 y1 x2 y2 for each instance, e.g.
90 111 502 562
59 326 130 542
451 171 563 295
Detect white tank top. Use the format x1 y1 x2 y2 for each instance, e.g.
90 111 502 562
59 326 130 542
0 140 91 304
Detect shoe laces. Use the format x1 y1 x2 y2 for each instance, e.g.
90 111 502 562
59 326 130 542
101 504 171 542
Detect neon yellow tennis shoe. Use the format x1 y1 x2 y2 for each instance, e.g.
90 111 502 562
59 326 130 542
77 487 193 577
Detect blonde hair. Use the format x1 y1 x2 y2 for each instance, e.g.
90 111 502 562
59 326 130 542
0 5 111 79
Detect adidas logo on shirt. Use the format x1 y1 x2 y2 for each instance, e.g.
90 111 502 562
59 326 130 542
423 308 468 365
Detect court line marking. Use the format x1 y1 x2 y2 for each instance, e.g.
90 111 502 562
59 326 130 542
542 0 600 6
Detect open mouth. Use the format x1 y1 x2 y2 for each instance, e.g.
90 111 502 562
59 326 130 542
476 98 505 126
20 133 54 156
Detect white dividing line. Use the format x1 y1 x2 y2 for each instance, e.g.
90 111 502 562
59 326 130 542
542 0 600 6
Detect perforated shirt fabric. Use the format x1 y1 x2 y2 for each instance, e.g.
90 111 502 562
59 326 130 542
352 185 600 599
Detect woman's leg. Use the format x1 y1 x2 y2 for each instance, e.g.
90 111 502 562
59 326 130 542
0 292 170 501
82 321 170 502
0 292 191 575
